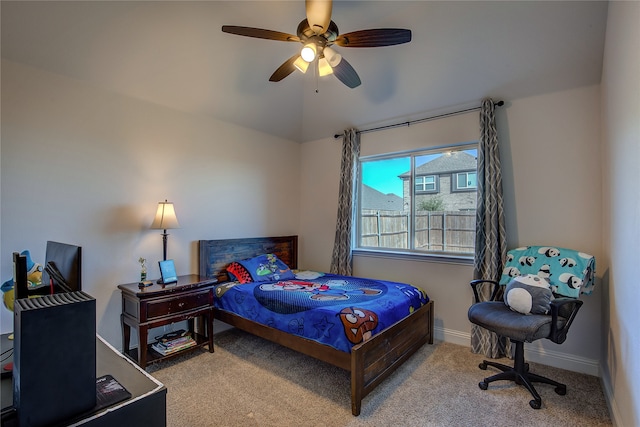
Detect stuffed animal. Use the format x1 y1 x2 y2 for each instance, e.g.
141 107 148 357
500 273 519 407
1 250 43 312
504 274 553 315
26 253 43 288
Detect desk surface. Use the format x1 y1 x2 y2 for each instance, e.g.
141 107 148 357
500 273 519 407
117 274 217 299
1 334 166 426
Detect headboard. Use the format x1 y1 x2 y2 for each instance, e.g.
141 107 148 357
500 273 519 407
198 235 298 282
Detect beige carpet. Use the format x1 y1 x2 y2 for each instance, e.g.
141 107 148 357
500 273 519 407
148 329 611 426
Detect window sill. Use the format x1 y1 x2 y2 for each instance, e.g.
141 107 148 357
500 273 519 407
352 248 474 266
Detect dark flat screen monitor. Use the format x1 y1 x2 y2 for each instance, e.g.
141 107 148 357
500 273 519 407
41 241 82 294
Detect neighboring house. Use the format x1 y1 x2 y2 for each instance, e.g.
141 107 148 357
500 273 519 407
398 151 477 211
360 184 404 211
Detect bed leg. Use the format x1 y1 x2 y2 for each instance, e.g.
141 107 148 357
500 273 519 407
352 400 361 416
351 346 364 416
428 300 434 344
351 376 362 416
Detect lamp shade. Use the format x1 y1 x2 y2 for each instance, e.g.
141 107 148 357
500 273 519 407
294 56 310 73
323 47 342 67
150 200 180 230
300 43 317 62
318 57 333 76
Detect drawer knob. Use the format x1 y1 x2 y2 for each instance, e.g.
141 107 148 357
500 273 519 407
178 302 185 308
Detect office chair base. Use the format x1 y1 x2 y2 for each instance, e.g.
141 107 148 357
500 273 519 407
477 342 567 409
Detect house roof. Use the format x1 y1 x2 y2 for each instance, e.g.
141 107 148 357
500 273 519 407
399 151 477 178
361 184 404 211
0 1 608 143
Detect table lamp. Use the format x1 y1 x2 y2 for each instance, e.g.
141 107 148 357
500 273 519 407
150 200 180 261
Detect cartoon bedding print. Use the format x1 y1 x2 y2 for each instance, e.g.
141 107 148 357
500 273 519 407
338 307 379 344
213 272 429 352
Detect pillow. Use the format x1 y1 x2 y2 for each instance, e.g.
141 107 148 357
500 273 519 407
226 262 253 284
238 253 295 282
504 274 553 315
294 270 324 280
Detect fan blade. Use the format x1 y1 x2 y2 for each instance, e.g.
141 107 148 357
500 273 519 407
269 54 300 82
222 25 300 42
335 28 411 47
306 0 332 35
332 57 361 88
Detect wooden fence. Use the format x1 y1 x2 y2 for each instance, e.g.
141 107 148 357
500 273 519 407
361 209 476 254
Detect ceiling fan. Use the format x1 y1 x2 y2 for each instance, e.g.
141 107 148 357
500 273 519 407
221 0 411 89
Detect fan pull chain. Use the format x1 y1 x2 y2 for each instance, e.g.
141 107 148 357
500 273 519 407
315 60 319 93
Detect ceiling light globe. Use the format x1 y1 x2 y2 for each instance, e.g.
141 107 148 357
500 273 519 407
294 56 310 73
301 44 317 62
318 57 333 76
323 47 342 67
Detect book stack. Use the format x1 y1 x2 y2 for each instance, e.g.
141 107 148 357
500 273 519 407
151 333 197 356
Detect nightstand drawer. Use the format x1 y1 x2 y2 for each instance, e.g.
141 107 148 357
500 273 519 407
146 289 211 320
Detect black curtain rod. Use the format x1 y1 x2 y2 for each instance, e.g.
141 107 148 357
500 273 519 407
333 100 504 139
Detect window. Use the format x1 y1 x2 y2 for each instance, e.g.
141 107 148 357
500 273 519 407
415 175 437 193
357 143 478 257
455 171 477 190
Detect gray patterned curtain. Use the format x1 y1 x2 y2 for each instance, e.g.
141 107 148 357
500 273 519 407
330 129 360 276
471 98 510 358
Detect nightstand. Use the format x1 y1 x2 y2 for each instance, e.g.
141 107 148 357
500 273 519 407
117 274 217 369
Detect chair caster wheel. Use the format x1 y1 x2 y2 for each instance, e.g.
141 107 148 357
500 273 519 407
555 385 567 395
479 381 488 390
529 399 541 409
479 362 487 370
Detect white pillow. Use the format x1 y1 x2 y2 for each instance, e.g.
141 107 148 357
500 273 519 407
504 274 553 315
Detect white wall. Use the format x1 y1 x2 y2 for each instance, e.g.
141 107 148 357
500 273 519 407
300 85 604 374
600 2 640 426
0 60 301 347
1 58 605 377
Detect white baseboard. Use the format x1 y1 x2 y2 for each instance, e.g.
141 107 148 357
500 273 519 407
599 366 622 427
435 326 600 376
434 325 470 346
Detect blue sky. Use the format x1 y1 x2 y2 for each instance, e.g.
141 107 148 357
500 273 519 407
362 149 477 197
362 157 409 197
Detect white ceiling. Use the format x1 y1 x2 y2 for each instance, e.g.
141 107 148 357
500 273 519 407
1 1 608 142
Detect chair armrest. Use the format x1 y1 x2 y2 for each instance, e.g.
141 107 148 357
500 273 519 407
470 279 501 303
549 297 583 344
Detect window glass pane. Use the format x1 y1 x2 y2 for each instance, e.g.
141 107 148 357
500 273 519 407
360 157 410 249
468 172 477 188
457 173 466 188
425 176 435 191
358 145 477 257
457 171 477 189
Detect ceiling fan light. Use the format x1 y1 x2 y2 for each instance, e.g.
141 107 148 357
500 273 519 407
301 43 317 62
318 57 333 76
323 46 342 67
294 56 309 73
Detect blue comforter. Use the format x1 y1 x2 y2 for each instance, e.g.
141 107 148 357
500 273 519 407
213 271 429 353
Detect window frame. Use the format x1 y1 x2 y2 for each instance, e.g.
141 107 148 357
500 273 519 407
355 141 478 262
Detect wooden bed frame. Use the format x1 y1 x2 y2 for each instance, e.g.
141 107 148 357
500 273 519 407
198 235 434 416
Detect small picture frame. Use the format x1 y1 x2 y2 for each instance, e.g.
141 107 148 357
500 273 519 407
158 259 178 284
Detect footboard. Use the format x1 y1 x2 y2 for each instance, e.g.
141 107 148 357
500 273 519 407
350 300 434 416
